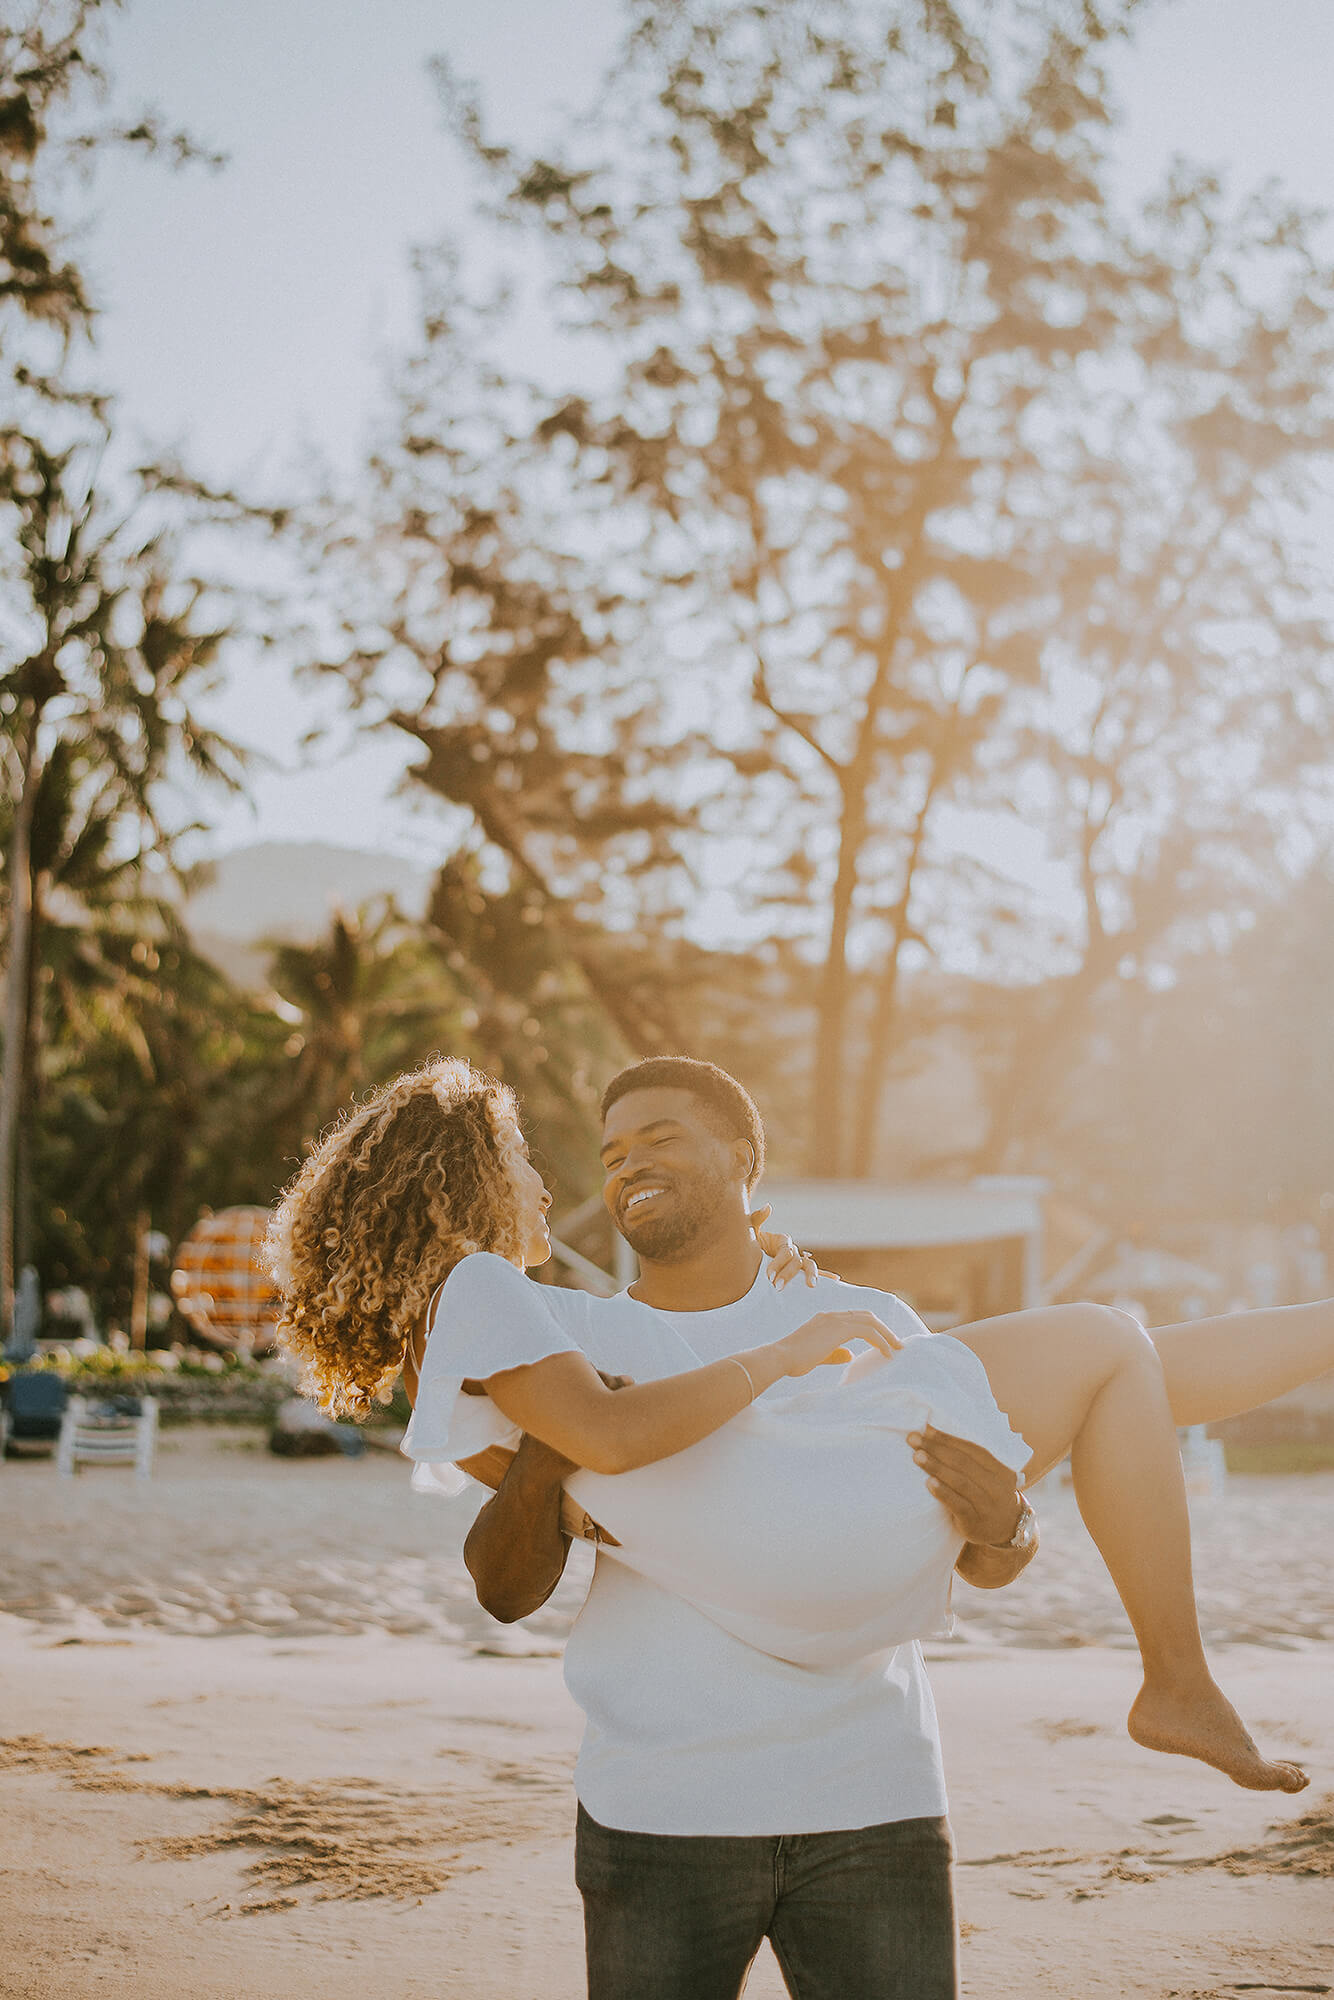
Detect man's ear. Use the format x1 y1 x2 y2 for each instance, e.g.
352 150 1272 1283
735 1138 756 1185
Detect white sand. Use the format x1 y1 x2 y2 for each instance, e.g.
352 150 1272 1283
3 1429 1331 1999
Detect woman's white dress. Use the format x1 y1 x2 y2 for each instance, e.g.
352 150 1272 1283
402 1254 1031 1669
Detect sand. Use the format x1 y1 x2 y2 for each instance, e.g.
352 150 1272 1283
2 1428 1332 1999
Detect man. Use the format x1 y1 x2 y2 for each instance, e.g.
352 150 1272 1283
462 1056 1036 2000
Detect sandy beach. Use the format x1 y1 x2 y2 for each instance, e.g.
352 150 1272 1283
3 1428 1331 1999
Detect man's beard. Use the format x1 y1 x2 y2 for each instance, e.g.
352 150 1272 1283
618 1164 733 1261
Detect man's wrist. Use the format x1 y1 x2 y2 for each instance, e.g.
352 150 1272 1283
954 1495 1038 1588
983 1492 1036 1553
954 1530 1037 1588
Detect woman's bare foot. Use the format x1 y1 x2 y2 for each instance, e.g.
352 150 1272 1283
1128 1678 1308 1792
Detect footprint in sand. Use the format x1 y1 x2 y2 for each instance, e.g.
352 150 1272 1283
1143 1813 1199 1834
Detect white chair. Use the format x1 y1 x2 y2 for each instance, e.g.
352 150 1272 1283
56 1394 158 1479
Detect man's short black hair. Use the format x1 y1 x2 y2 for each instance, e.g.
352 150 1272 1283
600 1057 765 1187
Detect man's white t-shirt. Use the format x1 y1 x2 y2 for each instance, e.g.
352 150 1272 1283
404 1263 957 1838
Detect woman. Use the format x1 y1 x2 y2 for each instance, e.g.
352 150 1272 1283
269 1057 1330 1795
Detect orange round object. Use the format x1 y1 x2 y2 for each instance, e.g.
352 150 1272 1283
171 1207 280 1353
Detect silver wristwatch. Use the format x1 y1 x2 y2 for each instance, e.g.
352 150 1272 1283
989 1493 1038 1554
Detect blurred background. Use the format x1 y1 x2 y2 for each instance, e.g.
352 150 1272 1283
2 0 1333 1423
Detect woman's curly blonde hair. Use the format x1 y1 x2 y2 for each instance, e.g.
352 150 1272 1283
266 1057 526 1419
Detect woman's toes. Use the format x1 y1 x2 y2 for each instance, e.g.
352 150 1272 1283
1126 1682 1310 1793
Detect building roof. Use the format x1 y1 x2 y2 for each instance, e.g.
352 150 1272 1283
759 1177 1046 1251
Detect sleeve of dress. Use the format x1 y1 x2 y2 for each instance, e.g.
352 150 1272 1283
877 1292 934 1344
399 1253 582 1499
820 1284 1030 1475
871 1291 1030 1472
821 1282 934 1348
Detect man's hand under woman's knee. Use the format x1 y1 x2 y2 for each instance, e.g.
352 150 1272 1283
907 1426 1038 1589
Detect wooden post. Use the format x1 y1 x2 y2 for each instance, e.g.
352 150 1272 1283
0 708 39 1346
130 1209 151 1350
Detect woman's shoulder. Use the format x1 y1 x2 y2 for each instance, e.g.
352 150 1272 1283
421 1256 588 1389
437 1251 532 1304
527 1277 593 1334
433 1254 590 1335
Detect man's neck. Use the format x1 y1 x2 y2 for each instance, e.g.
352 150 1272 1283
627 1221 764 1313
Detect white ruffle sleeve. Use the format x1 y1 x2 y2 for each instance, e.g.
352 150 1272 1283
400 1253 582 1499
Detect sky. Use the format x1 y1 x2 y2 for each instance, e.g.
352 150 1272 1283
79 0 1334 865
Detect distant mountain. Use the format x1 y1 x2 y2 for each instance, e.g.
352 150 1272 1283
183 843 435 987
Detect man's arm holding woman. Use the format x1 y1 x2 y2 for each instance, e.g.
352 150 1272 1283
461 1408 1038 1621
462 1434 577 1623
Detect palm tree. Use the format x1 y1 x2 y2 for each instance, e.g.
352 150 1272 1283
263 900 470 1156
0 2 235 1336
0 433 244 1336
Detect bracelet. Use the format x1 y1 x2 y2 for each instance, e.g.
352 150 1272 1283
728 1355 757 1405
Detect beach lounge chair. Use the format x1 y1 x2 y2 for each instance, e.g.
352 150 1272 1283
56 1393 158 1479
1 1372 69 1456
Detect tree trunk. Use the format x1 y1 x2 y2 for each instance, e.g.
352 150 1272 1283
805 529 935 1176
809 788 865 1176
851 757 941 1176
14 884 42 1278
851 943 908 1179
130 1208 151 1349
979 936 1121 1173
0 707 40 1344
978 810 1125 1172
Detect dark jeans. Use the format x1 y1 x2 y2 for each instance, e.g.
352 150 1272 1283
575 1803 957 2000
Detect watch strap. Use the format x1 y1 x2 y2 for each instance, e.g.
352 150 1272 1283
992 1492 1037 1552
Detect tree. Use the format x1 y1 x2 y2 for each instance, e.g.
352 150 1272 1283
299 259 717 1069
0 428 245 1334
30 918 286 1325
6 734 168 1276
423 853 642 1200
0 1 232 1336
261 900 468 1155
384 0 1333 1179
262 878 658 1209
1005 859 1334 1232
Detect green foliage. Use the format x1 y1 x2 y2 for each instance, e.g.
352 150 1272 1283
263 900 468 1154
259 880 639 1211
28 933 290 1309
1222 1443 1334 1476
21 878 637 1321
0 1348 296 1430
3 1346 273 1387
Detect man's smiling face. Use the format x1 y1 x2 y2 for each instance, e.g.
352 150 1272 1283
599 1086 744 1262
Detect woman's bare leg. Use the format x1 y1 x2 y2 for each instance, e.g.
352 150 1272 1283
1150 1299 1334 1427
947 1303 1307 1794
